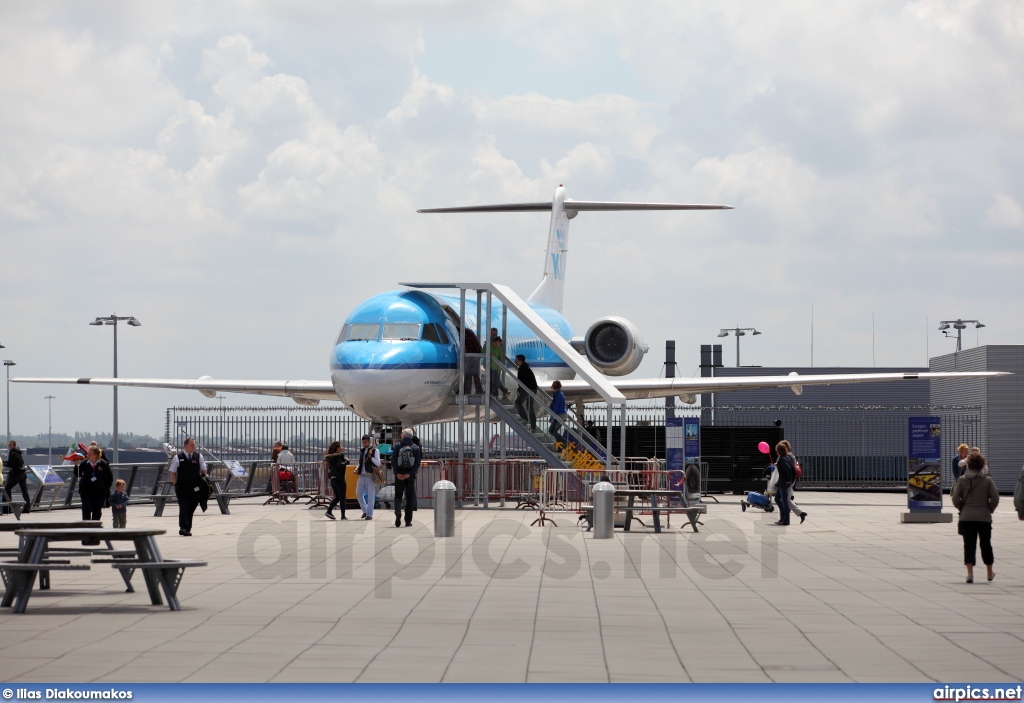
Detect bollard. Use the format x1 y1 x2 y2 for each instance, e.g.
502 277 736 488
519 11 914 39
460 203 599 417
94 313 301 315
433 480 456 538
592 481 615 539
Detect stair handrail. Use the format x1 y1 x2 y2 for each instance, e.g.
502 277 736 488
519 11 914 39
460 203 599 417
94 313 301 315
492 360 618 468
493 353 609 460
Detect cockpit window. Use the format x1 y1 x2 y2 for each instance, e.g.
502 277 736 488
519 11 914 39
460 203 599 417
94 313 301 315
422 323 440 344
382 323 421 340
336 325 349 344
422 323 450 344
347 324 380 341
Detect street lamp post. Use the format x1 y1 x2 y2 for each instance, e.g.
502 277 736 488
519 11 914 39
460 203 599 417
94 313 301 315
718 327 762 367
45 395 55 467
4 359 15 446
938 319 984 353
90 314 141 464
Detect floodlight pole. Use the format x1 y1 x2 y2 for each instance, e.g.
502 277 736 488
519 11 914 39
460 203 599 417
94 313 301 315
938 319 984 353
45 395 55 466
718 327 761 367
4 359 15 446
90 314 141 464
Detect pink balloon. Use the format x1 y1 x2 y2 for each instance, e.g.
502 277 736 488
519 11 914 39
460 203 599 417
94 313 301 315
757 441 770 454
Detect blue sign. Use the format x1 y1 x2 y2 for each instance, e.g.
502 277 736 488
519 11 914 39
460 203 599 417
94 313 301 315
665 417 684 496
684 417 700 460
665 417 683 473
907 416 942 511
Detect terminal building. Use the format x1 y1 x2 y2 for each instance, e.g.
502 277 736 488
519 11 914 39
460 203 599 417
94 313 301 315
930 345 1024 490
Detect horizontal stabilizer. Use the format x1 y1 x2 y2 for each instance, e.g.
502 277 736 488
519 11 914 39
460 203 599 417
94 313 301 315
418 202 552 213
418 199 732 214
565 200 732 211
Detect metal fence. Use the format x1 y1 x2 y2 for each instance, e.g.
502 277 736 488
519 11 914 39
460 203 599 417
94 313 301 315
164 405 540 464
160 403 985 493
584 403 984 490
0 459 278 514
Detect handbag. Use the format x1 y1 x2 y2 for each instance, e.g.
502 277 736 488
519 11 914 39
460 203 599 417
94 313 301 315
372 464 386 486
955 478 980 534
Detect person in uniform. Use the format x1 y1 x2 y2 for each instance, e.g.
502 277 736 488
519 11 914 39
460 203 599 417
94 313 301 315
78 445 113 522
168 437 208 536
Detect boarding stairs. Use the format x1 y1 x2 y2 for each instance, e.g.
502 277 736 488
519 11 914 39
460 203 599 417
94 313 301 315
409 281 624 474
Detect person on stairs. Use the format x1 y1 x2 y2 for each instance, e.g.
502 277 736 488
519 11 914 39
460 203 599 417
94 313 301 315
514 354 538 432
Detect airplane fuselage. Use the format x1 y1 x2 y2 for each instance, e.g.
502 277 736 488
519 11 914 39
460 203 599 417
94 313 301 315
329 289 573 425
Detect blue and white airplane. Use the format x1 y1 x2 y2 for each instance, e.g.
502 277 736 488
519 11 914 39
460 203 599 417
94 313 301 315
15 186 1007 423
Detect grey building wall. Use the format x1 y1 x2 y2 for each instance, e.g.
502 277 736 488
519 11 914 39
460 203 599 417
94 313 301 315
931 345 1024 491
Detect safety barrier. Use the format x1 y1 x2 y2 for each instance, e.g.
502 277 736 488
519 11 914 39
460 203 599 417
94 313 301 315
265 461 322 505
437 459 548 509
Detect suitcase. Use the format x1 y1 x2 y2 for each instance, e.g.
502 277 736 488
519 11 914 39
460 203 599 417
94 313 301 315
746 491 769 507
741 490 774 512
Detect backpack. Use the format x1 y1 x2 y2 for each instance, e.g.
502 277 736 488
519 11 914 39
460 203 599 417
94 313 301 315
396 444 417 470
685 464 701 493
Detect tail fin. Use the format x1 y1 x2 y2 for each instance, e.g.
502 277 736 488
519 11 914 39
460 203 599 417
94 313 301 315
528 185 571 311
418 187 731 313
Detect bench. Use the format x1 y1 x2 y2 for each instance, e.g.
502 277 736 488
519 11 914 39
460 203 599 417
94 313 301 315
153 480 235 516
578 503 708 533
151 482 175 516
208 479 236 515
0 562 91 604
91 558 207 608
0 488 23 519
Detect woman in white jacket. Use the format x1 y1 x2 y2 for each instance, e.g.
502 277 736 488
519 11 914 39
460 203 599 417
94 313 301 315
768 440 807 524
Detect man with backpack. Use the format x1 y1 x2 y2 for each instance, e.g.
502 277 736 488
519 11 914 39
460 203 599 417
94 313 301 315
392 428 421 528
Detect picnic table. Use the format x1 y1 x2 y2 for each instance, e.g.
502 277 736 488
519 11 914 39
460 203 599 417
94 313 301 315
616 488 707 534
0 520 108 552
1 528 205 613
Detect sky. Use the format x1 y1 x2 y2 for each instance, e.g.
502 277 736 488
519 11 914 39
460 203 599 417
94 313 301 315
1 0 1022 439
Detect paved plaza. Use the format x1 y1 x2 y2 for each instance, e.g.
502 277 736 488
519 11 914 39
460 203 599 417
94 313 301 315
0 493 1022 683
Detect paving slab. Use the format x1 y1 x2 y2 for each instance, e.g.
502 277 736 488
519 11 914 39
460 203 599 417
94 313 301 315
1 492 1022 682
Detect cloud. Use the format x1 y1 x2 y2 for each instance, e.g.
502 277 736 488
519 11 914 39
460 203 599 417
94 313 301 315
1 2 1023 436
984 193 1024 228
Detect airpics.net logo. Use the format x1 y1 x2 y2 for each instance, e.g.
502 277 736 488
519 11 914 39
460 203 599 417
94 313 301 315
235 514 782 598
934 685 1023 701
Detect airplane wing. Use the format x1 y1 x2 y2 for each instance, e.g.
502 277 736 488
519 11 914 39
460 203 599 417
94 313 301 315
11 377 338 406
558 371 1009 404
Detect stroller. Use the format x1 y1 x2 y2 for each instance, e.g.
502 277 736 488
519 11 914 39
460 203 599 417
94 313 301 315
740 465 775 513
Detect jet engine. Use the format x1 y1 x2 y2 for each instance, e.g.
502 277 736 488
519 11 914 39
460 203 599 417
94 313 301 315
583 316 648 376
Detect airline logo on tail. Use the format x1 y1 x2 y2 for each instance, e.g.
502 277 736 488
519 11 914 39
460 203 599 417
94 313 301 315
551 228 565 280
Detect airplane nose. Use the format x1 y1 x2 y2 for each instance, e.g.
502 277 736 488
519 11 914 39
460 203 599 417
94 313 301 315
330 341 457 423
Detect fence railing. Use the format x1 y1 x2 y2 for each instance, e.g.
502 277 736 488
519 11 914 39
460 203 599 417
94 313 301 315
156 403 989 496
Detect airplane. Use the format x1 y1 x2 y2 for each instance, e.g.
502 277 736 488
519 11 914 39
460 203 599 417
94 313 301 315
14 185 1008 427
